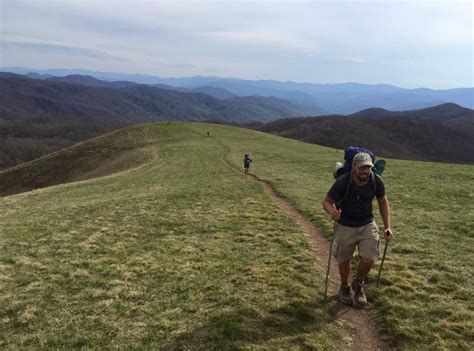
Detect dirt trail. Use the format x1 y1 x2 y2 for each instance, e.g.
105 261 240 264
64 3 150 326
215 138 391 350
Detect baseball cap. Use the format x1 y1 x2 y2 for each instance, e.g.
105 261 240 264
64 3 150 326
353 152 374 167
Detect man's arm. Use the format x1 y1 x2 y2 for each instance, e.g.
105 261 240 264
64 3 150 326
377 195 393 241
322 196 341 221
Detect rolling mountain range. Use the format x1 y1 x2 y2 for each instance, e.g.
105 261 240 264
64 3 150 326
253 104 474 164
3 67 473 113
1 70 473 169
0 72 317 170
0 72 318 123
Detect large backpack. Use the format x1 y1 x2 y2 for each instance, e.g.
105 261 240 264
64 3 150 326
333 146 385 179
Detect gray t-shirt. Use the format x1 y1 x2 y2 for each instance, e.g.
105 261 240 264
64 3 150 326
327 172 385 227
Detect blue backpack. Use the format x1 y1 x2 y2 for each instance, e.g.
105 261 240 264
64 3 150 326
333 146 385 179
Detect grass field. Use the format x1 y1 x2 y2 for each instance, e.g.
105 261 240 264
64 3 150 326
1 122 473 349
219 124 474 349
1 122 336 349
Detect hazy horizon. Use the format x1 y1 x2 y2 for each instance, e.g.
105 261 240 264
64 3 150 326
2 65 474 92
1 0 472 89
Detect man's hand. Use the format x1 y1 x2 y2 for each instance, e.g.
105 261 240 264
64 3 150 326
322 198 341 222
384 228 394 241
331 208 342 221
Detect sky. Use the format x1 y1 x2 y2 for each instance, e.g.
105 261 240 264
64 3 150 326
1 0 473 89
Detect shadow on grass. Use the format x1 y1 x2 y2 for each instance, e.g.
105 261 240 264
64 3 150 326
161 298 333 350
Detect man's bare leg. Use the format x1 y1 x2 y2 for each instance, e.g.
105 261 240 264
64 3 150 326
356 257 373 284
339 260 351 285
338 260 353 304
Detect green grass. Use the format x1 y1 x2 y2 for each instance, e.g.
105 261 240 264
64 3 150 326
217 124 474 350
0 124 155 197
1 122 473 349
0 122 337 349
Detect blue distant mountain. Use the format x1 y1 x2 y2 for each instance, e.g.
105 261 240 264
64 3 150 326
2 66 473 114
0 72 321 123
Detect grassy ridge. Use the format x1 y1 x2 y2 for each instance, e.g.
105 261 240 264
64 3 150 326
0 124 154 197
1 122 473 349
0 122 337 349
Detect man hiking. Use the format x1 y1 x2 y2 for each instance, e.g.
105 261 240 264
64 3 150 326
322 152 393 307
243 154 252 174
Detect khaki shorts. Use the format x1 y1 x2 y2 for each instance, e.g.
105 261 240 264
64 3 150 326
332 221 380 263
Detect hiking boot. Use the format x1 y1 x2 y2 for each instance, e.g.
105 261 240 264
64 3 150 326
338 284 353 305
351 280 368 307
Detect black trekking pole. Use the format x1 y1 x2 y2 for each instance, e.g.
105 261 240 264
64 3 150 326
376 238 389 288
324 227 336 299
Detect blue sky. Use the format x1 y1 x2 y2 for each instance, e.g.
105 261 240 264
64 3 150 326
1 0 472 89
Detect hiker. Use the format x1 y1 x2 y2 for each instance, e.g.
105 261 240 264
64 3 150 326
322 152 393 307
243 154 252 174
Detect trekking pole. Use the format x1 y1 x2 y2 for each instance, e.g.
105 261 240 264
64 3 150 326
324 227 336 299
376 238 389 288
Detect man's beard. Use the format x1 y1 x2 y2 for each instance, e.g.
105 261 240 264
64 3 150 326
356 173 369 183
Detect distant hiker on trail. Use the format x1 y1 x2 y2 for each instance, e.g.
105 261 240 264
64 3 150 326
243 154 252 174
322 152 393 307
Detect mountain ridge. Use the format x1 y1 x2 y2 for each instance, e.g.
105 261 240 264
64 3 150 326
1 71 472 169
2 67 472 113
252 103 474 164
0 72 318 123
349 103 474 134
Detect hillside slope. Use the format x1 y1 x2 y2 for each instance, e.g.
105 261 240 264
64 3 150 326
255 106 474 164
0 116 129 172
0 72 319 171
350 103 474 133
0 73 318 123
0 124 153 196
1 122 472 349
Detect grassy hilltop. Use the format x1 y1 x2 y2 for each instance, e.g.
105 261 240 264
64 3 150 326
0 122 473 349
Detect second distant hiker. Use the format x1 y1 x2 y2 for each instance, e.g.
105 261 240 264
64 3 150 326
243 154 252 174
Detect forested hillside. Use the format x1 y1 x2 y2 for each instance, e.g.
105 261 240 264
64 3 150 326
255 111 474 164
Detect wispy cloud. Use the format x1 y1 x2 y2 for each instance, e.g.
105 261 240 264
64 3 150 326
2 41 126 61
